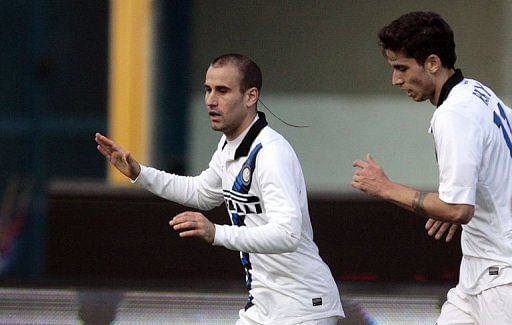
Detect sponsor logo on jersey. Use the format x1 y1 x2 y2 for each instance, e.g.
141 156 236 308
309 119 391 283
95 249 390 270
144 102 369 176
223 190 262 216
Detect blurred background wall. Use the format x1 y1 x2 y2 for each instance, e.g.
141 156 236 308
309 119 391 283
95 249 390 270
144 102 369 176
187 0 512 192
1 0 511 280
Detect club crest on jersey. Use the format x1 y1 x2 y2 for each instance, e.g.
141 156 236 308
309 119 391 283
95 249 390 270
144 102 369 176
242 166 252 185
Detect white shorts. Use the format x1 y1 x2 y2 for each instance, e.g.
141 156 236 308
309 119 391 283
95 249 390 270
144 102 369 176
436 283 512 324
236 313 338 325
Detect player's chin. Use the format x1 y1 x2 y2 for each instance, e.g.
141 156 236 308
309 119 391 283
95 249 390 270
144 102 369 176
412 94 429 102
210 123 224 132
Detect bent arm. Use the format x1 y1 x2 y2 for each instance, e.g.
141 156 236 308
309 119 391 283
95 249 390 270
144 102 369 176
213 143 303 253
352 153 474 224
382 181 474 224
214 222 299 253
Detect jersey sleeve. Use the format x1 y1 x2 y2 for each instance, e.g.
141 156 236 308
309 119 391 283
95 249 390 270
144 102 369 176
432 109 482 205
134 151 225 211
213 139 303 253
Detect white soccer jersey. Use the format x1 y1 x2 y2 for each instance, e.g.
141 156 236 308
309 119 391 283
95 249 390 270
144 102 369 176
430 70 512 295
135 112 344 324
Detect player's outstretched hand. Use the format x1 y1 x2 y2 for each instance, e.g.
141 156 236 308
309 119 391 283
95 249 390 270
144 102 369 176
351 153 392 198
95 132 141 180
170 211 215 244
425 218 459 242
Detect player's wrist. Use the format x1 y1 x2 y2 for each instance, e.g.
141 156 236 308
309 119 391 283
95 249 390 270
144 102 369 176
130 163 141 180
380 181 399 201
412 191 428 216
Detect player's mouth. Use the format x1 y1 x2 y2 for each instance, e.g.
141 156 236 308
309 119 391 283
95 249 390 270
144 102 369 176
404 89 414 97
209 111 222 122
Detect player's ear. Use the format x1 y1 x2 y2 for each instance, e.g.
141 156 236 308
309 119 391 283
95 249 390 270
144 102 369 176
425 54 441 74
246 87 259 107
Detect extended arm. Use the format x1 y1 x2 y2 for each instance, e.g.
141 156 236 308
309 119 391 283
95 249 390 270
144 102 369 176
168 143 302 253
96 132 224 210
352 153 474 224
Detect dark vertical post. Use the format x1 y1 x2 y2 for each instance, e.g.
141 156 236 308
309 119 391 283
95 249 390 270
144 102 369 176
151 0 191 174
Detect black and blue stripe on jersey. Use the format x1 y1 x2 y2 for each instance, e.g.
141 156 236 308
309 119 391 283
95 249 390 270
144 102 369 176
222 111 267 311
228 143 262 310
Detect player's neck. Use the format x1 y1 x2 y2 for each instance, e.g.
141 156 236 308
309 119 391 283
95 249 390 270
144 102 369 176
432 68 456 106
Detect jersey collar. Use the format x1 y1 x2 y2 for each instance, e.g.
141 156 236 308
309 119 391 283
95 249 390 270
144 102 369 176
437 69 464 107
222 111 268 159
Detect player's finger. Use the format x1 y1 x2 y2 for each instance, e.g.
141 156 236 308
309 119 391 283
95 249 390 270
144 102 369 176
94 132 103 145
366 153 375 163
352 159 368 168
169 214 186 226
96 132 113 145
435 222 450 240
96 133 123 154
123 151 132 165
178 229 200 238
96 145 111 160
95 133 112 148
352 170 365 179
445 224 458 242
425 218 436 230
428 220 441 236
170 211 198 226
351 179 363 189
352 175 368 187
172 220 198 232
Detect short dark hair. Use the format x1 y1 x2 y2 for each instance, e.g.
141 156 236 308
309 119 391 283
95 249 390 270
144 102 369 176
210 53 262 92
378 11 456 69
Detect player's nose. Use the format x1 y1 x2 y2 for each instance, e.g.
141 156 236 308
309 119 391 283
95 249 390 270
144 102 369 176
392 70 404 86
205 91 217 106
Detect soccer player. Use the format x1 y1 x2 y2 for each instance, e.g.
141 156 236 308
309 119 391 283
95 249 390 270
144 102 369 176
351 11 512 324
96 53 344 324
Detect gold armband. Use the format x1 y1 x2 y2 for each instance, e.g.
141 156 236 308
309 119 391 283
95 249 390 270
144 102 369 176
412 191 427 216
